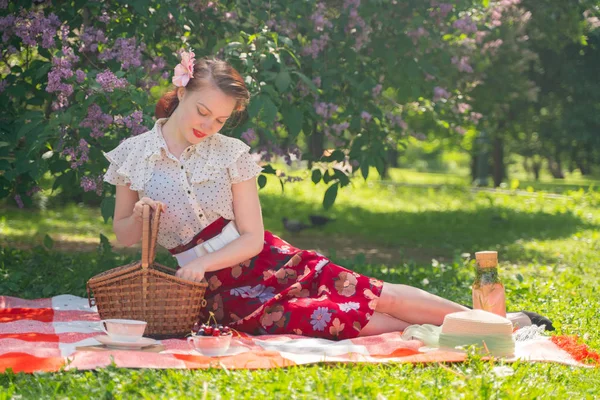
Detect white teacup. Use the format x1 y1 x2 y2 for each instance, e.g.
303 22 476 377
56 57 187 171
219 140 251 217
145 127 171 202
187 334 232 356
101 319 147 342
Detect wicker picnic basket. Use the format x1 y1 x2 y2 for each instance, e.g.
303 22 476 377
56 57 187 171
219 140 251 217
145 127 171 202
87 204 208 339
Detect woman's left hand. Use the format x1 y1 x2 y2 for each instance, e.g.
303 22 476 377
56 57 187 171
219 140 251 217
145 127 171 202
175 259 208 282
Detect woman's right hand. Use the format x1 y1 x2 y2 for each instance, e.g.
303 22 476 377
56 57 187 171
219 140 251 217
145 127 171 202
132 197 167 222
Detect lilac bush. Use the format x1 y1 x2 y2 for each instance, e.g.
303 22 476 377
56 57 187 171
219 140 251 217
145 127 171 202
2 0 595 213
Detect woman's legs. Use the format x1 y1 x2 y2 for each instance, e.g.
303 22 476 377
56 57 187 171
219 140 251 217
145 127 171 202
358 312 411 336
375 282 469 326
360 282 469 336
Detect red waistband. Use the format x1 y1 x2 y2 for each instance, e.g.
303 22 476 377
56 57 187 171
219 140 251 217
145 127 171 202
168 217 231 255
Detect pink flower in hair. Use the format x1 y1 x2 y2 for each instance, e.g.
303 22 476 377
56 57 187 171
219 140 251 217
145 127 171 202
172 48 195 87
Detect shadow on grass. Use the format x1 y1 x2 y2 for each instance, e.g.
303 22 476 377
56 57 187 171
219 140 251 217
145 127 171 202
2 193 595 264
260 194 596 264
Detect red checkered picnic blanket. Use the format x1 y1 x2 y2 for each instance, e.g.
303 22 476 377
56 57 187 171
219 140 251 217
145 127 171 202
1 295 597 373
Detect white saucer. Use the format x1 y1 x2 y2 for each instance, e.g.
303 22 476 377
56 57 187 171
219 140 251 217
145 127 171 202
94 335 159 350
191 345 250 357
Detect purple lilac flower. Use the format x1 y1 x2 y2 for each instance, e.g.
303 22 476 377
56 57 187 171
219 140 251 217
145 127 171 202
146 56 166 74
96 70 128 92
26 186 42 196
302 34 330 59
470 112 483 123
386 113 407 130
114 110 147 135
81 104 113 138
433 86 450 101
457 103 471 113
75 69 86 83
360 111 372 122
62 139 90 169
372 84 382 97
344 0 371 50
46 46 79 110
482 39 503 55
0 0 7 9
266 19 298 37
0 80 7 93
310 3 333 32
453 16 477 34
98 37 145 70
451 56 473 73
8 10 62 49
99 10 111 24
331 122 350 134
455 126 467 135
60 24 70 43
79 27 107 53
14 194 24 208
314 102 338 119
406 27 428 45
80 176 104 195
241 128 257 144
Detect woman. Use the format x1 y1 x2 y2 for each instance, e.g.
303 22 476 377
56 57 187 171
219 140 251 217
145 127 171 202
103 51 552 340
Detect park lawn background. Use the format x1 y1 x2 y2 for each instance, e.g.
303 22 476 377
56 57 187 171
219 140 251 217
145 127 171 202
1 167 599 399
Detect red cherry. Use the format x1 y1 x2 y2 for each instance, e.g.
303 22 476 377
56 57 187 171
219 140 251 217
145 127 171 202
204 326 213 335
212 329 220 336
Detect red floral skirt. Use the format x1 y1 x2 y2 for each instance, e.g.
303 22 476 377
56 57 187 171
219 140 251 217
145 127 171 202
170 217 384 340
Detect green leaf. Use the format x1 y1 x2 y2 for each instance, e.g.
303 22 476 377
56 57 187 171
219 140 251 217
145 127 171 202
247 96 264 118
130 0 148 15
311 169 322 184
333 168 350 186
275 70 291 92
98 233 113 254
101 197 116 223
257 174 267 189
323 182 339 209
360 161 369 180
43 234 54 250
261 165 277 174
282 107 303 137
291 71 318 94
261 96 278 125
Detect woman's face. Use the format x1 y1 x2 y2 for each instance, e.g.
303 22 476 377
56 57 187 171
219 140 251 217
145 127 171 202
175 84 237 144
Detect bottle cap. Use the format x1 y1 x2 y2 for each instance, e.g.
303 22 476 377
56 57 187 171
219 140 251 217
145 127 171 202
475 251 498 268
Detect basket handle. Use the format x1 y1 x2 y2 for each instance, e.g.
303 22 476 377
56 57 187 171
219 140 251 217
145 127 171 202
141 204 162 268
86 282 96 307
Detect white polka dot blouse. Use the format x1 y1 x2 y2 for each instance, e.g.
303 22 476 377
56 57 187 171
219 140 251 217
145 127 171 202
102 118 263 250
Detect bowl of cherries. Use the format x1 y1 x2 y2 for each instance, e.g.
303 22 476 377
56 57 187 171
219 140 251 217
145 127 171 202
187 320 233 357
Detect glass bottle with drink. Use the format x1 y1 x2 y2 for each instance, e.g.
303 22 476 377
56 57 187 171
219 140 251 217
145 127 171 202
472 251 506 317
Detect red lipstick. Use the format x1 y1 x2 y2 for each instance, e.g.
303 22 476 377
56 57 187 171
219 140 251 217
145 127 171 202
193 129 207 139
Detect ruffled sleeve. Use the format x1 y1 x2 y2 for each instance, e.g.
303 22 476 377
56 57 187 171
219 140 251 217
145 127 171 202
102 141 132 186
101 131 159 191
228 150 263 184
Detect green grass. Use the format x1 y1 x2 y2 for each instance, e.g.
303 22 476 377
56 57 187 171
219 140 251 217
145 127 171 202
1 168 600 398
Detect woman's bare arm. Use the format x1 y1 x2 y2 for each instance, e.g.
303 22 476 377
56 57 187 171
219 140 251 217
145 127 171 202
113 184 165 247
176 177 264 279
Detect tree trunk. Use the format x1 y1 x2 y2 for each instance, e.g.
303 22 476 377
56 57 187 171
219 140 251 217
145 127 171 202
307 122 324 169
471 152 477 183
492 137 504 187
575 155 589 175
532 160 542 181
547 156 565 179
381 148 399 179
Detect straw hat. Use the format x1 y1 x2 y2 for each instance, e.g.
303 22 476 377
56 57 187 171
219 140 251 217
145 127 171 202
438 310 515 358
